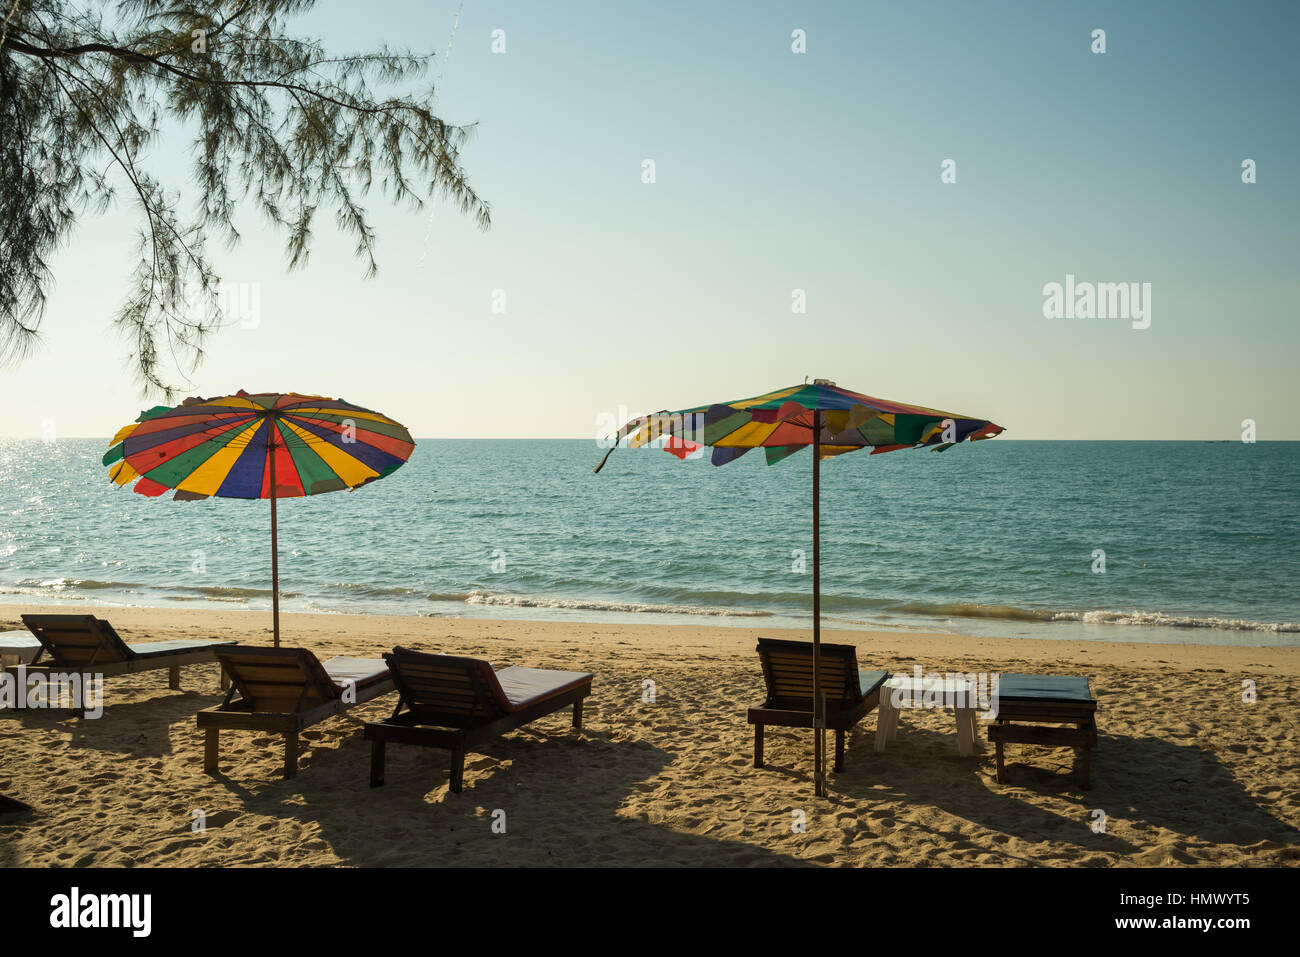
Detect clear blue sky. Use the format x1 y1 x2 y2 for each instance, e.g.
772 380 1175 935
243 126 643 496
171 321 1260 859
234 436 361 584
4 0 1298 439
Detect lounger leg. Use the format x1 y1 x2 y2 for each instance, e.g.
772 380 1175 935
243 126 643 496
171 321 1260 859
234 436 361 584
219 667 230 691
168 664 181 690
283 731 299 779
1078 722 1093 788
204 728 219 775
994 723 1006 783
449 747 465 793
572 699 584 729
956 708 974 756
369 737 386 788
834 729 845 772
80 672 94 720
754 724 764 768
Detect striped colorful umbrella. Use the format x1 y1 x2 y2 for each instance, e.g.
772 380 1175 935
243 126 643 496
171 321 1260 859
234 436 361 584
103 391 415 646
595 379 1004 796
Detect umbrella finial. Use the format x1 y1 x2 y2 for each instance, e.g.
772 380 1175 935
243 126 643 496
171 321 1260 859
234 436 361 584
813 378 836 387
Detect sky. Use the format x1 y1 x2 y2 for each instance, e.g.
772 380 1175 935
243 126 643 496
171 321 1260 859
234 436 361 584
3 0 1298 440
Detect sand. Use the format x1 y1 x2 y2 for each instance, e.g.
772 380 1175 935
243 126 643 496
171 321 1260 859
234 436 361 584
1 604 1298 867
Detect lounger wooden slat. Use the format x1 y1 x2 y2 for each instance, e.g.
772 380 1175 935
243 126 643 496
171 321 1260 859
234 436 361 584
5 614 234 716
987 673 1099 788
747 637 888 774
364 647 594 793
197 646 394 779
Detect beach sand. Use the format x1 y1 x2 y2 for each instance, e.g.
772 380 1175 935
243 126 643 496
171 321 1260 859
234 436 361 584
1 604 1297 867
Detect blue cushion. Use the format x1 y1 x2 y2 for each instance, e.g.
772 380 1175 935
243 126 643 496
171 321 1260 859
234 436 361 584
997 673 1093 702
858 669 889 697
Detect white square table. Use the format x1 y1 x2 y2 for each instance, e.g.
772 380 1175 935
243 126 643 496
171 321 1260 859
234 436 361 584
875 673 986 756
0 630 42 666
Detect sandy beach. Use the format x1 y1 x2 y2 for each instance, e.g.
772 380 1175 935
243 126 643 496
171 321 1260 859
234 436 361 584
1 604 1297 867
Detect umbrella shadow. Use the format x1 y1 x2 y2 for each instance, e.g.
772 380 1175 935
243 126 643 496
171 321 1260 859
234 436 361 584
2 688 222 758
206 723 811 867
824 724 1136 858
0 799 35 868
1081 732 1300 849
832 723 1300 858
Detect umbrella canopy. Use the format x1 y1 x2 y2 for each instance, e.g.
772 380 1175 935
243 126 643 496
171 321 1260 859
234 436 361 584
596 380 1004 468
103 391 415 645
596 379 1004 796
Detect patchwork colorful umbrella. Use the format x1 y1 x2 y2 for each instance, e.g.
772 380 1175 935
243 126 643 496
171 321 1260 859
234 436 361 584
595 379 1004 796
103 391 415 646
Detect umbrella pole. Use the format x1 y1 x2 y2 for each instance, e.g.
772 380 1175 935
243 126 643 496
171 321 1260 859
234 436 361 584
812 409 824 798
269 422 281 649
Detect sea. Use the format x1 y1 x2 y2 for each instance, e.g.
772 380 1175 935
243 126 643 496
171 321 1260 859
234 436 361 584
1 438 1296 646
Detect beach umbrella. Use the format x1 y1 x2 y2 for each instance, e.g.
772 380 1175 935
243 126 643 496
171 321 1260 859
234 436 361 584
594 379 1004 796
102 391 415 647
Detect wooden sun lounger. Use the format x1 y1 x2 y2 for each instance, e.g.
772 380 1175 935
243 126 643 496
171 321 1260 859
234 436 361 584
364 647 594 793
987 673 1098 788
747 637 889 773
8 614 234 715
198 646 394 779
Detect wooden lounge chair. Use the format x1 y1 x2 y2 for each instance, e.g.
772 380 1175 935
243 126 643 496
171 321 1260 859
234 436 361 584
987 673 1098 787
11 614 234 715
364 647 594 793
198 646 394 778
747 637 889 773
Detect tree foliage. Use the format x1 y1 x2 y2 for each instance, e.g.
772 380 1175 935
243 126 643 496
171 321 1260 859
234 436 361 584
1 0 489 395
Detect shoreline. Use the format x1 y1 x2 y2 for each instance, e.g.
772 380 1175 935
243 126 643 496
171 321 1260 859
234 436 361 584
3 595 1296 649
4 602 1300 666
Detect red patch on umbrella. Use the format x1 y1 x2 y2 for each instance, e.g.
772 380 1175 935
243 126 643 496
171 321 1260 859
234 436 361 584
775 400 808 423
260 436 305 498
133 477 170 497
766 421 809 445
664 437 701 460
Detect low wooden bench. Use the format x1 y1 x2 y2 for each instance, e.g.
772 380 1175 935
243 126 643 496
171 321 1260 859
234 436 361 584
746 637 888 773
198 646 393 778
365 647 593 793
987 673 1098 788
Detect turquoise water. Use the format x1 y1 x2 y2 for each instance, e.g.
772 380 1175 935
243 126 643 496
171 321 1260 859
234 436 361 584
1 439 1297 646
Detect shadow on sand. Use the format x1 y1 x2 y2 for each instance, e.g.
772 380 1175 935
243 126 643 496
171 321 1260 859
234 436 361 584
207 721 811 867
2 686 225 759
826 724 1300 859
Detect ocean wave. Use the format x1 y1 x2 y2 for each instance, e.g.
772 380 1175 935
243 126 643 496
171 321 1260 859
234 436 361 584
7 575 1295 635
328 582 426 599
1048 609 1300 633
891 601 1054 623
14 577 141 591
8 579 296 603
888 599 1298 633
456 590 772 618
183 585 268 599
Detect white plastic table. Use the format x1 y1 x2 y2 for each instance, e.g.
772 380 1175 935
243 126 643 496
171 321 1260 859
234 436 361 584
0 631 41 665
875 674 986 756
